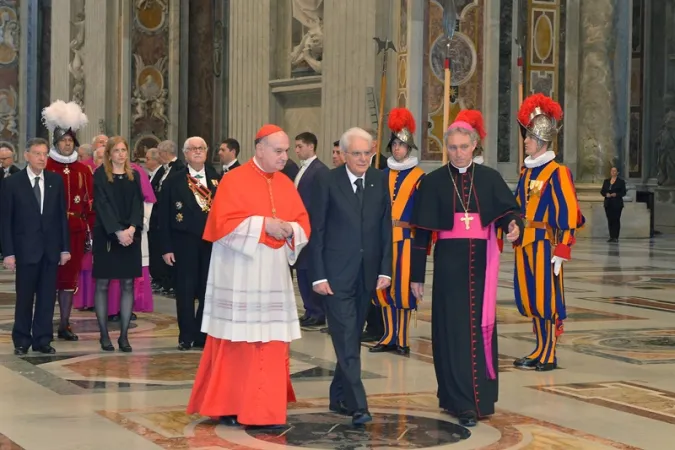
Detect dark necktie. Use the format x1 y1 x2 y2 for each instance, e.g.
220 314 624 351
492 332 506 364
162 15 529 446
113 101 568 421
33 176 41 212
354 178 364 206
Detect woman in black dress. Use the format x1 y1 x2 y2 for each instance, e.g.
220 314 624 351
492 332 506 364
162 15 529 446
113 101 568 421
92 136 144 352
600 166 627 243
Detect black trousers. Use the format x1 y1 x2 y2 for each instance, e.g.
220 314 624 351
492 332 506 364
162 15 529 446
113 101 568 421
148 228 173 290
173 232 212 345
365 303 384 336
326 267 371 413
13 257 59 349
605 206 623 239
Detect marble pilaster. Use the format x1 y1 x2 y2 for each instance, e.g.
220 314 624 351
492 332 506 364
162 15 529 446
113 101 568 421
576 0 620 183
82 0 109 144
482 0 500 167
227 0 271 160
50 0 72 103
320 0 379 158
563 0 580 178
167 0 180 144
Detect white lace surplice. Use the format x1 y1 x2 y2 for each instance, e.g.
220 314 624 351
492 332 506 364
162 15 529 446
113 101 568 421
201 216 308 343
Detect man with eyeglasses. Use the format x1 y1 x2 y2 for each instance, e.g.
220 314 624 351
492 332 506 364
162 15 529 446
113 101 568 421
43 100 94 347
158 137 220 351
310 127 392 426
409 113 522 427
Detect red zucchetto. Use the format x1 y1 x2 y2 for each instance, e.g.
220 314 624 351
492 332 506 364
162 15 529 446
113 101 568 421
255 124 284 141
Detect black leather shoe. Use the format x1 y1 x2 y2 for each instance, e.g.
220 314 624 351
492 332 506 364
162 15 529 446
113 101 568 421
513 357 538 368
368 344 396 353
352 410 372 426
397 345 410 356
192 341 205 349
100 339 114 352
458 411 477 427
177 342 192 351
220 415 239 426
535 361 557 371
329 401 352 416
118 338 133 353
13 346 28 356
32 345 56 354
302 317 326 327
58 327 79 341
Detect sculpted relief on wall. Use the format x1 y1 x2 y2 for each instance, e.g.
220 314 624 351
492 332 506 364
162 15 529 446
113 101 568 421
0 3 19 150
290 0 323 76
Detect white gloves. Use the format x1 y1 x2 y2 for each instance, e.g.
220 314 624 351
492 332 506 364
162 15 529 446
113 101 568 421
551 256 567 276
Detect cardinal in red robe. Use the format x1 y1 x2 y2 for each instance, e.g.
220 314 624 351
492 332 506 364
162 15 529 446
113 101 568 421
187 124 311 429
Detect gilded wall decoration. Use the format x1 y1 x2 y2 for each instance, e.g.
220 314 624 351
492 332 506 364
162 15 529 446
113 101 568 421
133 134 161 162
424 0 484 161
525 0 566 160
397 0 408 107
0 0 19 149
130 0 170 155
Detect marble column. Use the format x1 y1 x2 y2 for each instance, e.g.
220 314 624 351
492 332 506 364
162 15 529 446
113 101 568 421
83 0 109 144
50 1 72 103
320 0 379 157
227 0 271 160
407 0 425 155
576 0 620 183
482 0 500 167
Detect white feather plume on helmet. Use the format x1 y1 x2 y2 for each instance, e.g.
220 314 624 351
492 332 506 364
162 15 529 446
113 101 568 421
41 100 88 148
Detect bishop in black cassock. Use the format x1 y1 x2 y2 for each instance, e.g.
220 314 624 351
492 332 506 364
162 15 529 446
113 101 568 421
410 160 522 426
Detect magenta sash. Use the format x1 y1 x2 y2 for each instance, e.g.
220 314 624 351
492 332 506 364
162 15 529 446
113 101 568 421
436 213 499 380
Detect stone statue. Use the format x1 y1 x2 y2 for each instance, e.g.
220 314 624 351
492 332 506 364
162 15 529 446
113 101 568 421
290 0 323 74
656 95 675 187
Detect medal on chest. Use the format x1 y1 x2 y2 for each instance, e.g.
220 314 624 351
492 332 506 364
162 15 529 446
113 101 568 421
187 174 212 212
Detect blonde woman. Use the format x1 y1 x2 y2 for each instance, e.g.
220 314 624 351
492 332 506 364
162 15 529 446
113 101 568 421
92 137 144 352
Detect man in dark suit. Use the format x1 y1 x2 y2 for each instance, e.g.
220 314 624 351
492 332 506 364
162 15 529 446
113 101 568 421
293 132 330 328
281 158 300 181
1 138 70 355
218 138 241 173
158 137 220 350
310 127 393 425
0 146 20 256
149 140 185 295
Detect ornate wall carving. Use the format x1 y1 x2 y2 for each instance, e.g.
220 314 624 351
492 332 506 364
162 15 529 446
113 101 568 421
525 0 566 160
424 0 484 161
0 0 20 153
69 3 85 108
130 0 169 161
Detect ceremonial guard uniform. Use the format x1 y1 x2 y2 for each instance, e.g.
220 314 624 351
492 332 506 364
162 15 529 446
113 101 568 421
158 161 220 350
512 94 585 371
371 108 424 356
43 101 94 341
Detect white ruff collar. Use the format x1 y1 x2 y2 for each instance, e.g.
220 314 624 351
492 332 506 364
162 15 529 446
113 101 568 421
524 150 556 168
49 147 78 164
387 155 418 171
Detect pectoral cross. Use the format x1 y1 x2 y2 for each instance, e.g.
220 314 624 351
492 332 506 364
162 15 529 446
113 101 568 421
460 212 473 230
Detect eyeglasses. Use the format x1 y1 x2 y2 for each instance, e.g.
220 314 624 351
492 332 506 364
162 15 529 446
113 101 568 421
188 146 207 153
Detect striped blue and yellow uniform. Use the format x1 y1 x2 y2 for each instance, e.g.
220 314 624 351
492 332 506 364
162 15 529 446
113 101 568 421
514 160 584 365
374 166 425 348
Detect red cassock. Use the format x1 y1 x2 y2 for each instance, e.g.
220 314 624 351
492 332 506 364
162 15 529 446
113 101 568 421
46 159 95 291
187 159 310 425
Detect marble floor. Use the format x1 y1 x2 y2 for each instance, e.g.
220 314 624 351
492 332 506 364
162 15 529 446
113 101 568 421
2 238 675 449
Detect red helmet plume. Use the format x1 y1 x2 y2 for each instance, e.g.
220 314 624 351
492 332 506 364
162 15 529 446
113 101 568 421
388 108 416 134
454 109 486 140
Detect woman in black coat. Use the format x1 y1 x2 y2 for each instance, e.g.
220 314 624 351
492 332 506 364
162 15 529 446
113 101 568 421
92 136 144 352
600 167 627 243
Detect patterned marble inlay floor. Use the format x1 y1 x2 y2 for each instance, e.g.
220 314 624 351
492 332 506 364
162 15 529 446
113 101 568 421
1 237 675 449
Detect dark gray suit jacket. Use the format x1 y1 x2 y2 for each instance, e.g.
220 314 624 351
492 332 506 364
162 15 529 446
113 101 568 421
309 165 392 293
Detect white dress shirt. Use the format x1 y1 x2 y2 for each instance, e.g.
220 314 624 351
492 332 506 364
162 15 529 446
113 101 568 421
159 157 178 187
27 166 44 214
188 165 207 187
294 155 317 187
223 159 238 172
